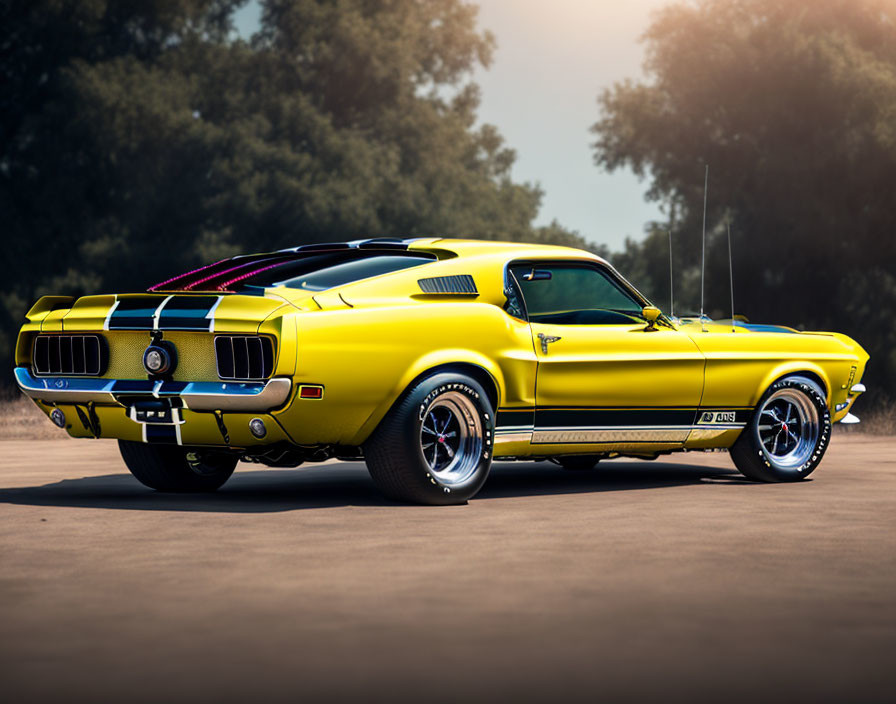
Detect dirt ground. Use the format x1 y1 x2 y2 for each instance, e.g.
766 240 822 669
1 433 894 703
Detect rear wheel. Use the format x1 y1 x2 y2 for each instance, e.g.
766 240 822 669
557 455 602 471
730 375 831 482
119 440 237 492
364 373 494 505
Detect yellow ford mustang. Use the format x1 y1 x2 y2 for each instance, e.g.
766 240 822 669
14 238 868 504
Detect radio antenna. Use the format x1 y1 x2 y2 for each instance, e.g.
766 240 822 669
727 218 735 333
668 229 675 319
699 164 708 330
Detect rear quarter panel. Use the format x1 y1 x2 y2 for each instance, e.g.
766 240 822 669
271 302 536 446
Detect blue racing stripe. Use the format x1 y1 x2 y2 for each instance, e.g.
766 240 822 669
108 296 161 330
156 295 220 330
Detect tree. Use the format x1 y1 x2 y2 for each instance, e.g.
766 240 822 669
0 0 586 378
592 0 896 403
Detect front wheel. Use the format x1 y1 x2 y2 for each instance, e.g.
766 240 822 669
730 375 831 482
119 440 237 492
364 373 494 505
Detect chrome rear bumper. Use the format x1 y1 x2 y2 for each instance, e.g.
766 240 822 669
14 367 291 412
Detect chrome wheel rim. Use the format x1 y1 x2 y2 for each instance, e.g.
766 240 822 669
185 451 227 476
756 388 819 469
420 392 483 485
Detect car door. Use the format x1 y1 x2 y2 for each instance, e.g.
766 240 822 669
508 261 705 444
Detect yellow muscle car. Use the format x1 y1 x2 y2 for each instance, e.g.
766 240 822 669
14 238 868 504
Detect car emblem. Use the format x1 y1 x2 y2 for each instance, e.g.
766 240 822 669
536 332 562 354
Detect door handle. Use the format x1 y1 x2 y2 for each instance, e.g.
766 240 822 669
537 332 562 354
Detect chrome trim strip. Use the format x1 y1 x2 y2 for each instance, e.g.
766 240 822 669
14 368 291 412
179 379 291 411
687 427 745 441
494 431 534 446
537 424 700 432
532 428 691 444
497 422 746 446
495 425 535 434
15 368 119 404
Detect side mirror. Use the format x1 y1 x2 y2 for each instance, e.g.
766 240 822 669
641 306 661 331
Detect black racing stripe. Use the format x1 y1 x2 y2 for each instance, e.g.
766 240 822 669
536 408 698 428
497 406 753 431
109 296 162 330
145 424 178 444
157 381 188 394
111 380 156 393
496 408 535 428
157 295 220 330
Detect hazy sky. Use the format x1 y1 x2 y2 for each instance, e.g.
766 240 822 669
234 0 670 249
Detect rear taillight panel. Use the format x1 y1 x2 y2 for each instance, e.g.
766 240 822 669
32 335 108 376
214 336 275 381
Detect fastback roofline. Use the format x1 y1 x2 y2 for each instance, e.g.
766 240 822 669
149 238 436 292
277 237 430 253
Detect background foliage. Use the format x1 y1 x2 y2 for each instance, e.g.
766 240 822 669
593 0 896 405
2 0 894 405
0 0 588 376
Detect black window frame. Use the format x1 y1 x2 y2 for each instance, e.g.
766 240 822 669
503 259 655 325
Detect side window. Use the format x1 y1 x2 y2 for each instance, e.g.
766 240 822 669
503 268 527 320
509 263 644 325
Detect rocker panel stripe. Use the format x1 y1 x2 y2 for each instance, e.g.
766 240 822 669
495 406 752 435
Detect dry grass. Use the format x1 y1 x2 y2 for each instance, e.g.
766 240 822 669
0 394 68 441
852 400 896 436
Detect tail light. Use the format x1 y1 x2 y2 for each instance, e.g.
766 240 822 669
214 336 275 381
32 335 107 376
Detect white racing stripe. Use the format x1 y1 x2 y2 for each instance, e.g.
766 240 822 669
103 299 120 331
152 295 174 331
206 296 224 332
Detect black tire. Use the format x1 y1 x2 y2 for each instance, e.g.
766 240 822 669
730 375 831 482
119 440 237 492
557 455 602 471
364 373 495 505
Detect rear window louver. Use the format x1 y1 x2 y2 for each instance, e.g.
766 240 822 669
32 335 107 376
215 336 275 381
417 275 478 295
